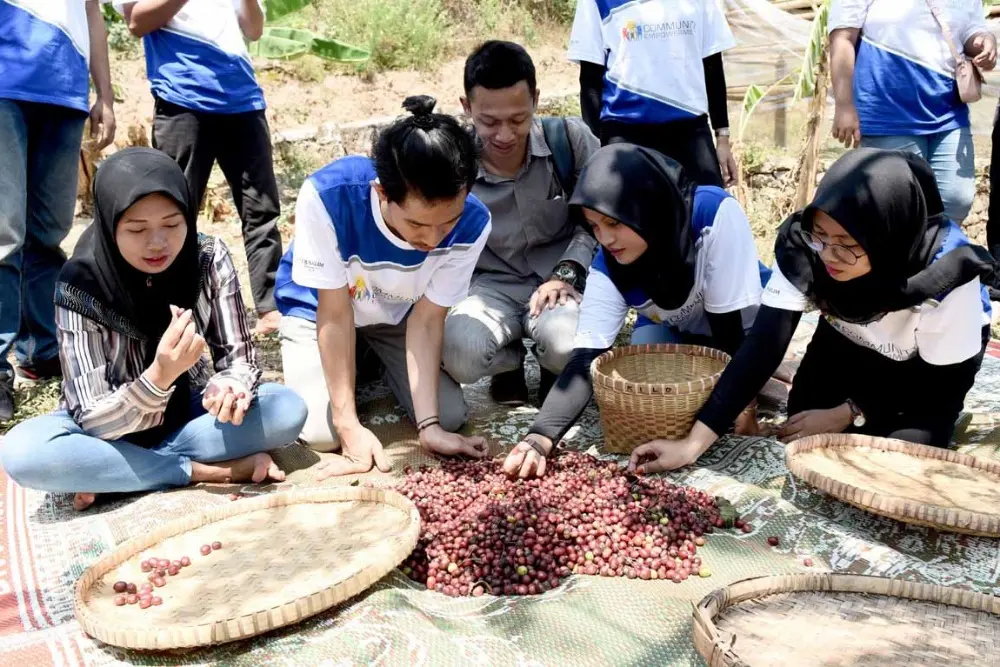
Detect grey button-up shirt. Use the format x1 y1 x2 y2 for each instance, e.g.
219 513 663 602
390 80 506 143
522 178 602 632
471 117 599 287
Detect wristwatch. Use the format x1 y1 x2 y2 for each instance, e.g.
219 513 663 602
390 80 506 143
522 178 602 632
552 261 585 292
845 398 866 428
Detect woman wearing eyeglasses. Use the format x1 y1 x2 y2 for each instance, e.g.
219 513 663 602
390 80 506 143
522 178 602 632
629 148 998 475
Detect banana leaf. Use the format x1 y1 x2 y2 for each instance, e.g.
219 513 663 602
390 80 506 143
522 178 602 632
311 37 370 63
263 0 313 21
248 34 309 60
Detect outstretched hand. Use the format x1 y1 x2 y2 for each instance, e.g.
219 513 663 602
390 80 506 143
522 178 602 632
502 434 552 479
315 424 391 480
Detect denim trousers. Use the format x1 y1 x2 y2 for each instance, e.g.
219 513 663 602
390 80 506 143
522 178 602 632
0 99 86 378
861 126 976 224
0 383 307 494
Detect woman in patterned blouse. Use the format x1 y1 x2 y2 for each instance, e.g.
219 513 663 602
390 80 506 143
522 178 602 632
0 149 307 510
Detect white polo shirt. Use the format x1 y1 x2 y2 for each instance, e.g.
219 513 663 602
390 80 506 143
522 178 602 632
567 0 736 124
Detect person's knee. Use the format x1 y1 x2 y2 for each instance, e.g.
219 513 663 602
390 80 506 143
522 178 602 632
257 384 308 446
0 416 68 488
438 388 469 433
442 314 499 384
299 405 340 453
533 304 580 374
941 178 975 223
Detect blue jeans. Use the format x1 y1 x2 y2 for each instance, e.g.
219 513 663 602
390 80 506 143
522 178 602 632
0 100 86 378
861 127 975 223
0 383 307 494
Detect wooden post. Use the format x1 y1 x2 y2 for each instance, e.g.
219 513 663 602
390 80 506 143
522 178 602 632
774 56 787 148
794 39 830 208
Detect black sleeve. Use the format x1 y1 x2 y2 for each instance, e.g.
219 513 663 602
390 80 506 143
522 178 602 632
579 62 606 137
529 346 608 444
705 310 745 357
697 306 801 435
702 53 730 131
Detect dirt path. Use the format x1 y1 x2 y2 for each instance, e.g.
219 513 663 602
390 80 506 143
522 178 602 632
109 40 579 139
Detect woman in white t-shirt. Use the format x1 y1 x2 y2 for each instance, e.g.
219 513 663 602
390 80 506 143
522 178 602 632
829 0 996 223
630 149 996 475
569 0 738 188
502 144 766 478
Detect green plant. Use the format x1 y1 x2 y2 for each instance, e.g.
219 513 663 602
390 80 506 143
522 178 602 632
256 0 371 63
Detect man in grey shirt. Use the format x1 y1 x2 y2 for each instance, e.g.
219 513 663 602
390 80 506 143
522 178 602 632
443 41 599 405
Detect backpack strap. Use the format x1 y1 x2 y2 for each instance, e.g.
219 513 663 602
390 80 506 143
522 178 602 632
541 116 577 197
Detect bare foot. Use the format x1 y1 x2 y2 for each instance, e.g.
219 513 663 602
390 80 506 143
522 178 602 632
73 493 96 511
191 452 286 485
253 311 281 336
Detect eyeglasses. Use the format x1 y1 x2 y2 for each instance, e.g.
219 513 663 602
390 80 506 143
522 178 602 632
799 230 867 266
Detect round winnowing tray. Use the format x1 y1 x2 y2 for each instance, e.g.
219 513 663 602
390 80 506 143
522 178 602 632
75 486 420 650
693 573 1000 666
785 434 1000 536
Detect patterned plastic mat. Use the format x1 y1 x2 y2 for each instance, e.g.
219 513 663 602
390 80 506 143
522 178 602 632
3 316 1000 666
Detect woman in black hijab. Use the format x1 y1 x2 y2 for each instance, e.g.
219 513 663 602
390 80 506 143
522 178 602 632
631 148 998 475
503 143 767 478
0 148 306 510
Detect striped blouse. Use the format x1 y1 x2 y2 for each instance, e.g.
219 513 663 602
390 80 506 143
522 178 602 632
56 236 262 440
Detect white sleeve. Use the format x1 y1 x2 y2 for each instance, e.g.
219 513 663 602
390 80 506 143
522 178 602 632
828 0 867 32
572 270 629 349
702 0 737 57
702 199 763 313
960 0 989 45
567 0 607 65
290 180 349 291
760 263 810 312
915 279 986 365
424 218 492 308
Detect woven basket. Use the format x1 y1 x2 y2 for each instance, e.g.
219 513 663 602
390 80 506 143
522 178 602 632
590 344 730 454
74 487 420 650
786 433 1000 536
692 573 1000 666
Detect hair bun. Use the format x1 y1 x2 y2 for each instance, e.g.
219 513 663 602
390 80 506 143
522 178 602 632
402 95 437 129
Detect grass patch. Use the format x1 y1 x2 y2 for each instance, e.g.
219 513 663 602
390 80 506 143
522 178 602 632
1 379 61 435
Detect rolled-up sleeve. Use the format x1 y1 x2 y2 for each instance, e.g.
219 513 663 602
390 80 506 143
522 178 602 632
203 239 262 394
58 307 174 440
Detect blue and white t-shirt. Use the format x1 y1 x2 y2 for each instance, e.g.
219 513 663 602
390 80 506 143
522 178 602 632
762 220 991 365
116 0 266 113
0 0 96 112
567 0 736 125
829 0 989 136
573 187 765 349
275 156 492 328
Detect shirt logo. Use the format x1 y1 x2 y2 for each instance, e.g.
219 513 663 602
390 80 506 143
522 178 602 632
349 276 373 303
622 19 696 41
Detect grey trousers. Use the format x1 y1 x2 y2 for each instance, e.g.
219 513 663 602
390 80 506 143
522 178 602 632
442 278 579 384
279 315 468 452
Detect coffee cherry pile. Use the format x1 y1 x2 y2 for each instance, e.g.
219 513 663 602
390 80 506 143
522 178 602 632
108 542 222 609
398 452 727 597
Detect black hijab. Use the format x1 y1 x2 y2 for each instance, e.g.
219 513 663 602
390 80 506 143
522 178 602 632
569 144 697 310
774 148 998 324
56 148 203 436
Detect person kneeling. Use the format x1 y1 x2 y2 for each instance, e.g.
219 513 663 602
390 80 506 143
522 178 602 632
503 144 767 478
0 149 307 510
275 96 491 477
631 149 995 475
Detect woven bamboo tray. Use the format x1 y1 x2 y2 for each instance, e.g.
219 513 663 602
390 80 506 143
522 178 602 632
786 434 1000 536
693 573 1000 666
591 344 730 453
74 487 420 650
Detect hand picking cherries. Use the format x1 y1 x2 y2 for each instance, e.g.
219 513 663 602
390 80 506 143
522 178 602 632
107 541 223 609
398 452 736 597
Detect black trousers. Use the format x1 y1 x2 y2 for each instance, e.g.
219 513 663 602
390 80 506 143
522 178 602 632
787 318 988 446
601 115 724 188
989 102 1000 256
152 98 282 314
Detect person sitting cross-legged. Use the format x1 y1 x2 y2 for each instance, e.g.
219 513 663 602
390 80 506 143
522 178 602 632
0 148 307 511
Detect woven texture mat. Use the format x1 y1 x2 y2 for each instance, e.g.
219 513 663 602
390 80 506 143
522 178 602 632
5 315 1000 666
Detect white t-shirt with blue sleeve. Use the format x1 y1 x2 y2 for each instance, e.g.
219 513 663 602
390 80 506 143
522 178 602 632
115 0 266 113
275 156 492 328
567 0 736 124
0 0 98 112
762 220 990 365
573 187 765 349
829 0 988 135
